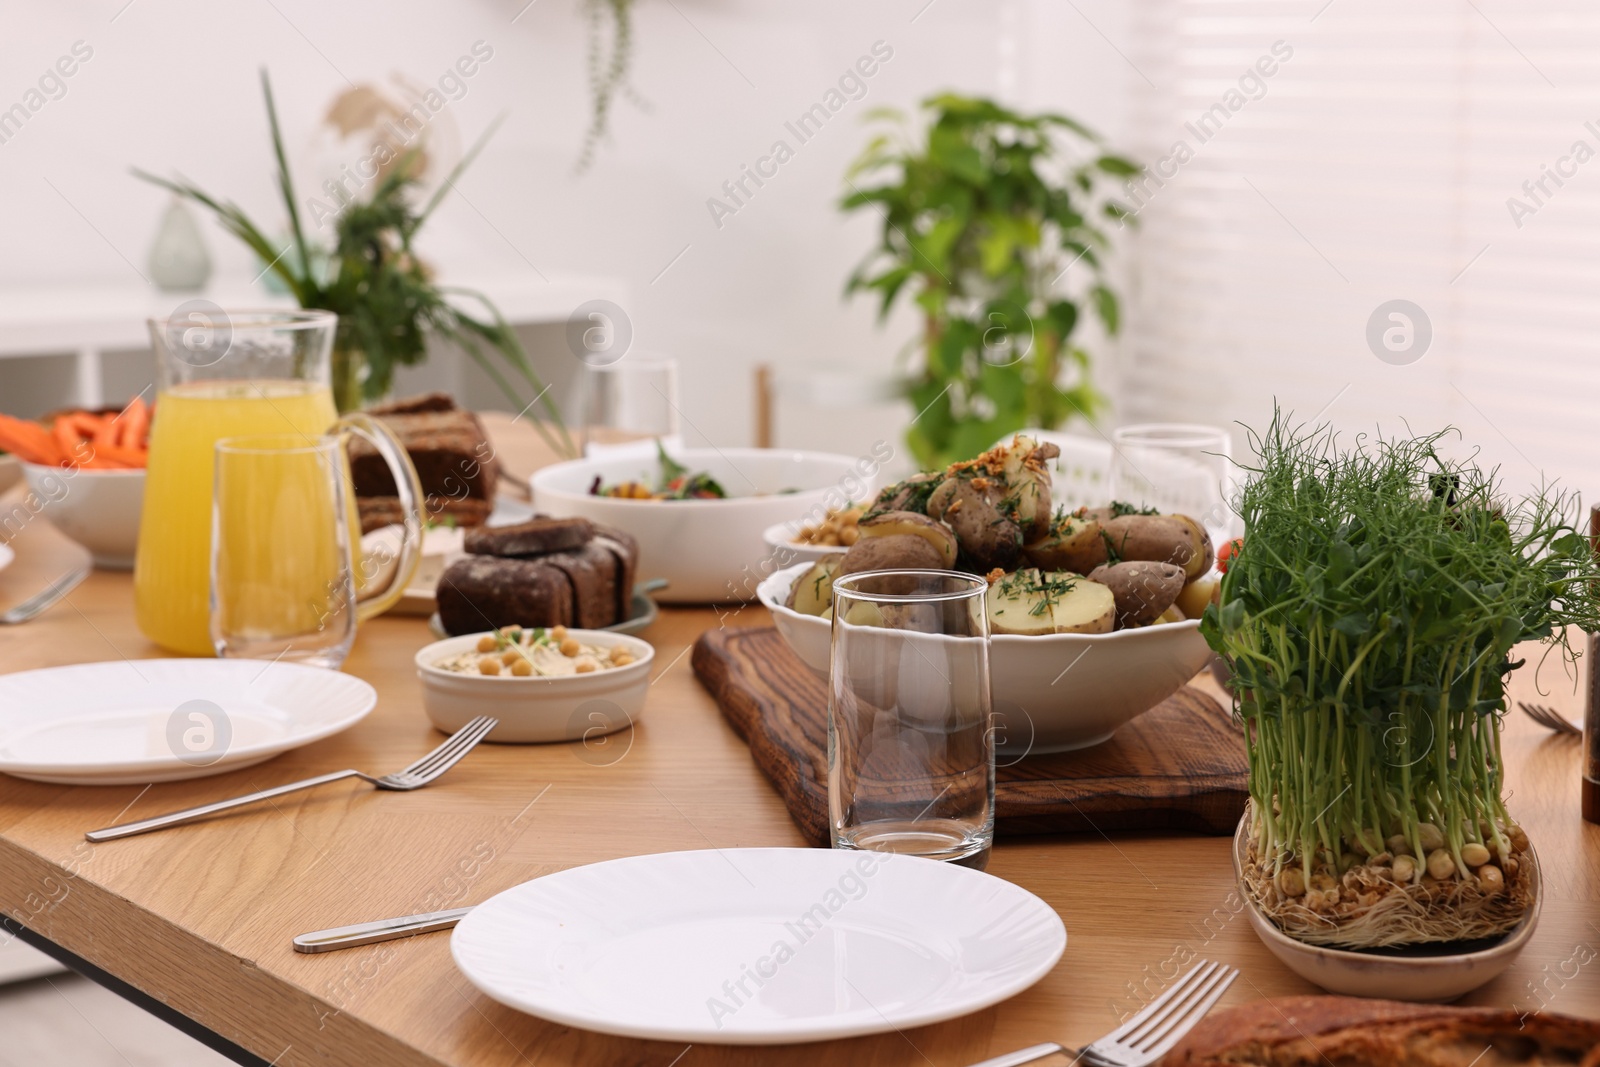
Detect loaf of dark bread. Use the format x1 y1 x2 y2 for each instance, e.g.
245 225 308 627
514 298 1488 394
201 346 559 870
434 514 641 635
351 395 498 528
1163 996 1600 1066
465 516 594 557
436 556 573 634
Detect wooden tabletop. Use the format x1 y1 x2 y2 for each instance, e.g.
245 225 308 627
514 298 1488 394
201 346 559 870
0 419 1596 1067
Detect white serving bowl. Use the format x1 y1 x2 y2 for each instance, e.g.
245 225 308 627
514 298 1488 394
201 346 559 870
760 521 849 568
1232 816 1540 1002
415 630 654 744
758 561 1214 753
531 448 872 603
20 462 145 569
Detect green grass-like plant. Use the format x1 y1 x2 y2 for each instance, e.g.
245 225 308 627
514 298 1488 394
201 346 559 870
1203 412 1600 945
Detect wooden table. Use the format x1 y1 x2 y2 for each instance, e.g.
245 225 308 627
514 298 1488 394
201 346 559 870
0 423 1596 1067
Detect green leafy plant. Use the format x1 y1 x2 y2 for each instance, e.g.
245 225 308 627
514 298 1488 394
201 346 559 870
1203 411 1600 946
136 71 572 457
841 93 1138 470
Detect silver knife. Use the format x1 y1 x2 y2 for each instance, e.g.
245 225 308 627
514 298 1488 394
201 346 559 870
292 906 473 953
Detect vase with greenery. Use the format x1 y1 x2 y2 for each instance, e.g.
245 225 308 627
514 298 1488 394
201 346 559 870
137 72 572 458
841 94 1138 470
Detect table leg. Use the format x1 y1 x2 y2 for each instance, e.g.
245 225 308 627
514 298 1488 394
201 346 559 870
0 916 273 1067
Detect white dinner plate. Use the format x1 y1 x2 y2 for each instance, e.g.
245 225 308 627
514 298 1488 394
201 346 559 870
452 847 1066 1044
0 659 377 785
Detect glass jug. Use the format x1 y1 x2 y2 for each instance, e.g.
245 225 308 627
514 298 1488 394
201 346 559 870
134 308 423 656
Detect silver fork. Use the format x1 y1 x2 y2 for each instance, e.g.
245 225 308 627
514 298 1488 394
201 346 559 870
1517 701 1582 737
0 563 90 624
966 959 1238 1067
85 716 498 842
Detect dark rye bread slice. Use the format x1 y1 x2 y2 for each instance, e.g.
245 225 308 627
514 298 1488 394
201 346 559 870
541 544 618 630
590 522 639 621
436 556 573 635
464 516 594 557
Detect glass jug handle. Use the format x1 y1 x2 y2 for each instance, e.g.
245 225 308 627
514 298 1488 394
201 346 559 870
334 412 425 624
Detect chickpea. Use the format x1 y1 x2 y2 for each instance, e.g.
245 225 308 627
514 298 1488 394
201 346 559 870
501 648 524 666
1277 868 1305 896
476 635 498 653
839 527 859 546
509 658 534 677
611 652 634 667
574 656 599 674
1476 864 1505 895
550 625 569 643
1460 842 1491 868
1392 855 1418 882
559 637 582 657
1425 848 1456 880
609 646 632 663
477 655 501 676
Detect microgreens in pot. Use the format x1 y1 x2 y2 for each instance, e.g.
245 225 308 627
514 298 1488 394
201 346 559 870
1202 412 1600 948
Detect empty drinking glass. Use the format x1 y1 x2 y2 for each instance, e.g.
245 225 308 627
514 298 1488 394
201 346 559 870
828 570 994 868
574 353 681 457
1109 423 1235 545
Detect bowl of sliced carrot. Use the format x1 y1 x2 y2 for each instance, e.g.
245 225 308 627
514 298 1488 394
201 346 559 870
1 397 151 569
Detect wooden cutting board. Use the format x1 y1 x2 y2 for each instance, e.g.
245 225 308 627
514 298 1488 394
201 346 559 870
691 626 1247 846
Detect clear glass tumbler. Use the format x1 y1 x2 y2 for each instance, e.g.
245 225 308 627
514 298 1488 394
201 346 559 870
211 434 358 669
573 353 681 457
828 570 994 869
1109 423 1236 545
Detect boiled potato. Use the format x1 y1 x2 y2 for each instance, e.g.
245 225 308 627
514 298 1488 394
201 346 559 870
925 478 957 521
1048 576 1116 634
945 477 1023 573
839 601 885 627
1088 561 1187 628
1174 575 1220 620
786 554 845 616
1024 513 1108 574
985 569 1114 636
858 510 958 568
986 568 1057 636
1151 605 1186 626
1168 514 1214 579
1001 435 1054 539
839 533 946 576
1102 514 1203 572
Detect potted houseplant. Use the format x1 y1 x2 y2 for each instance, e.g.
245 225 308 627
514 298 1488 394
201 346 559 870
1204 414 1600 953
840 94 1138 470
137 72 572 458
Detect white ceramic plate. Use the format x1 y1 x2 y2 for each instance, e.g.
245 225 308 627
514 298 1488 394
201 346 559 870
0 542 13 576
452 848 1065 1044
0 659 377 785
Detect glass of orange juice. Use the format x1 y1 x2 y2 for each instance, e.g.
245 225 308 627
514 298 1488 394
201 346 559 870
135 308 423 656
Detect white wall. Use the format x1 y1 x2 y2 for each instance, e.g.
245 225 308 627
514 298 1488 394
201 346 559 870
0 0 1133 465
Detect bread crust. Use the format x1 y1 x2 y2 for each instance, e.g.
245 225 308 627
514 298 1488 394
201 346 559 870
1164 996 1600 1066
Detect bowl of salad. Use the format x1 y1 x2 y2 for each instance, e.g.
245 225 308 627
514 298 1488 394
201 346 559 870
530 443 876 602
